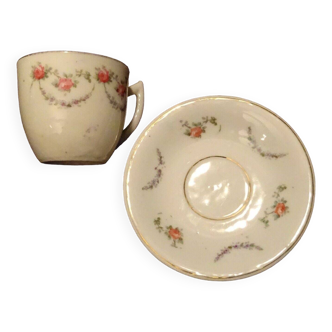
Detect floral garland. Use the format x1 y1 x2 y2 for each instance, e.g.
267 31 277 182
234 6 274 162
214 242 263 262
38 81 95 107
30 62 127 110
142 149 165 190
96 66 127 111
247 127 287 159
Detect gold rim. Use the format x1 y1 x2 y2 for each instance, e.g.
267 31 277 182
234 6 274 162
183 156 252 221
123 95 315 281
17 50 129 71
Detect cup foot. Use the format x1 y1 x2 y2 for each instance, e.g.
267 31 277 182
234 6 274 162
42 160 107 165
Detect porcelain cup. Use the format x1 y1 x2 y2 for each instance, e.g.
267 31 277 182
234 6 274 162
17 51 144 165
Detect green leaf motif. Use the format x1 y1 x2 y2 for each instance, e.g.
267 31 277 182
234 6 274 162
154 217 161 226
277 185 287 192
209 117 217 125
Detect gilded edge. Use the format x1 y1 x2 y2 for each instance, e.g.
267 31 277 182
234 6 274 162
17 50 130 72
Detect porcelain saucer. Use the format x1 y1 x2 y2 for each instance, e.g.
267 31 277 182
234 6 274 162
124 96 315 280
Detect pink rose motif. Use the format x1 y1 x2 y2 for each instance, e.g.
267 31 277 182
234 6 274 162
275 203 286 216
33 65 45 80
169 228 181 240
98 69 110 83
190 127 203 138
58 78 74 91
116 83 126 97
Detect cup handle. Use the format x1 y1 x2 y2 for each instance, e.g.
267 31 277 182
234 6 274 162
116 81 144 148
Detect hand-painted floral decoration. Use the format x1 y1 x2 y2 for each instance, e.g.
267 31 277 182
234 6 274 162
214 242 263 262
247 127 287 159
142 149 165 190
180 116 218 138
153 217 183 248
259 185 289 227
30 62 127 110
95 66 127 111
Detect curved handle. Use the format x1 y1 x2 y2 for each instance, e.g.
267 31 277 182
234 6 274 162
116 81 144 148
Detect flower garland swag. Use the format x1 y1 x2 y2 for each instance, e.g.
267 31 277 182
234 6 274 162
30 62 127 109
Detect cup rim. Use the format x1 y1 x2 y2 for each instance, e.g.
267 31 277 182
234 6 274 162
17 50 129 71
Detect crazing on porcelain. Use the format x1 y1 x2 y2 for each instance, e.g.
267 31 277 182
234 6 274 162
247 127 287 159
259 185 289 227
30 63 127 110
214 242 263 262
153 217 183 248
180 116 218 138
142 149 165 190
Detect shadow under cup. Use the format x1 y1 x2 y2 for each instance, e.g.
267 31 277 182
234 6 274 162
17 51 144 165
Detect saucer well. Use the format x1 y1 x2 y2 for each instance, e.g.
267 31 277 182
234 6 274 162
124 96 314 280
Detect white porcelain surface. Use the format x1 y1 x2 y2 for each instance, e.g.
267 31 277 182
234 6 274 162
184 156 251 220
124 96 314 280
17 51 144 164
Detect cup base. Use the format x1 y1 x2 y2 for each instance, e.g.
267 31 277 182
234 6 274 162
42 160 107 165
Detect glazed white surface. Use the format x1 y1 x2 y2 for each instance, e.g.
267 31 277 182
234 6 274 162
184 156 251 220
17 52 129 164
124 97 314 280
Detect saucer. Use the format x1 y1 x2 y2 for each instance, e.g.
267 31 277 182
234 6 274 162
124 96 315 280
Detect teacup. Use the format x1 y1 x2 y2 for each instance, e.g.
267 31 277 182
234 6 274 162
17 51 144 165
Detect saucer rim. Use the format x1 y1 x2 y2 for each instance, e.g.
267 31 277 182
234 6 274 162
123 95 315 281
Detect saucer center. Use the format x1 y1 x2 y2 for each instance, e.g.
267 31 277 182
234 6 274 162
184 156 251 220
